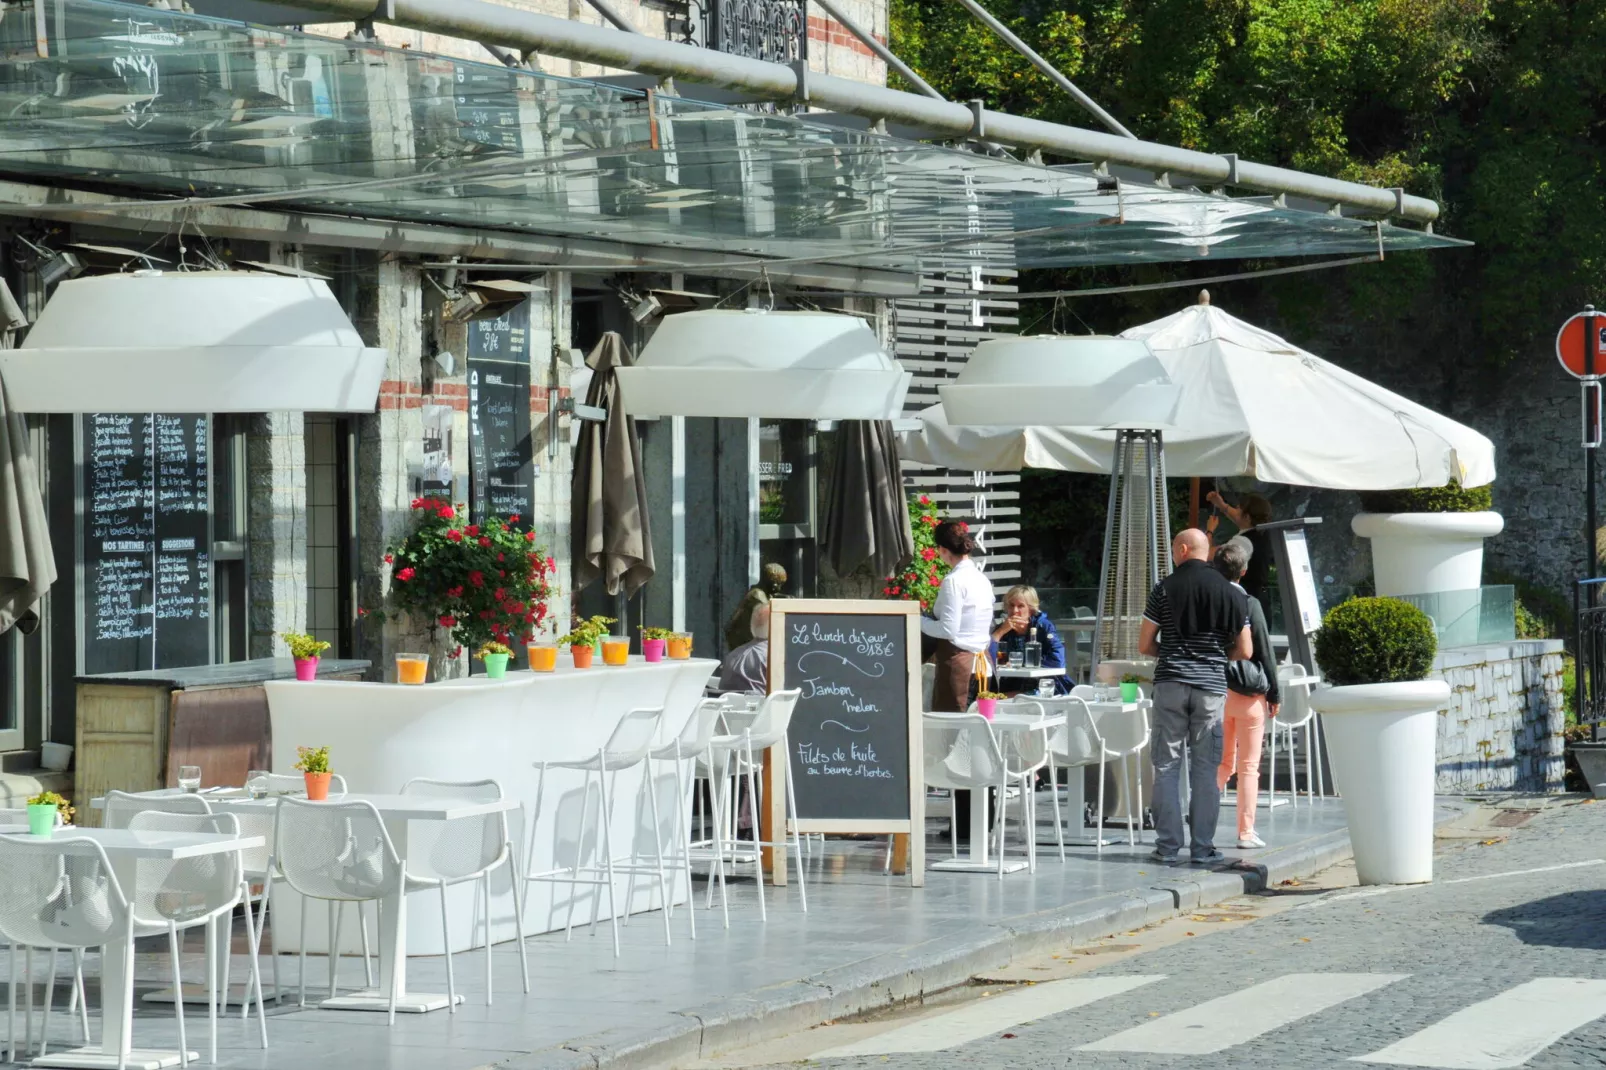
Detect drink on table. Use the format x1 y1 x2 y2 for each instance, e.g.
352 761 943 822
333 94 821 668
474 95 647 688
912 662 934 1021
246 770 270 799
396 653 429 684
178 765 201 793
526 643 558 672
667 633 693 659
601 638 629 666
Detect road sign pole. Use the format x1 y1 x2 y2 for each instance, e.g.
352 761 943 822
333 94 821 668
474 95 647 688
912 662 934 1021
1590 306 1600 590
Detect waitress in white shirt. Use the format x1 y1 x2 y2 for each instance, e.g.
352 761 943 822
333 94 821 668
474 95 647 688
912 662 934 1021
920 520 995 712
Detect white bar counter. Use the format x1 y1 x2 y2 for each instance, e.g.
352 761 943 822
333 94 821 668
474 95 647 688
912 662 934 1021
265 655 717 954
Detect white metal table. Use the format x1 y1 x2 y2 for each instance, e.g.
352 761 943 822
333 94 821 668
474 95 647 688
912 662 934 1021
927 708 1065 876
0 825 262 1070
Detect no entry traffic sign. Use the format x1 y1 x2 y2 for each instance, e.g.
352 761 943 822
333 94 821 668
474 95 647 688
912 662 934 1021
1557 306 1606 379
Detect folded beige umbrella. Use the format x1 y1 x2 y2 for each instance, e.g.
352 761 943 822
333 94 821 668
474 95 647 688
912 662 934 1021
571 332 655 599
0 375 54 633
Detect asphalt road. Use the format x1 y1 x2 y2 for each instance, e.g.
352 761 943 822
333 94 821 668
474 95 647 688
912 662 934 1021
710 796 1606 1070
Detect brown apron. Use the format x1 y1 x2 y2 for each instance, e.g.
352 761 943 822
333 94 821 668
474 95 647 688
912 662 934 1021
931 639 984 712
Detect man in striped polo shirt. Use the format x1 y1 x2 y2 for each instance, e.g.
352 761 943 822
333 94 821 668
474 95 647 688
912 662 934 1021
1138 528 1253 864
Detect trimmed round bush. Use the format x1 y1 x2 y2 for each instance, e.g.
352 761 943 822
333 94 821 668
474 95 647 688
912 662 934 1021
1313 597 1437 687
1357 480 1493 515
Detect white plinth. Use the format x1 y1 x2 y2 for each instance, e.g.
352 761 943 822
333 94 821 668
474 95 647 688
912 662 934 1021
1351 511 1503 597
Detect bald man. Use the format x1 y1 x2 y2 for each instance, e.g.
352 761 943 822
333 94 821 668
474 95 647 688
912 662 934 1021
1138 528 1253 865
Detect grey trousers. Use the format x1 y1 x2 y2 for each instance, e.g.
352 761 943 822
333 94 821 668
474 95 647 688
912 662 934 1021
1150 680 1227 858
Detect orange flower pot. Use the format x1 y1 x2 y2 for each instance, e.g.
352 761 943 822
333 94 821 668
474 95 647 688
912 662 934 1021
303 772 332 801
571 644 594 668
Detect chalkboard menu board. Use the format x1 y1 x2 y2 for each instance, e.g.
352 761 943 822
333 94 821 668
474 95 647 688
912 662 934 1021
82 413 211 675
769 599 924 883
468 298 534 525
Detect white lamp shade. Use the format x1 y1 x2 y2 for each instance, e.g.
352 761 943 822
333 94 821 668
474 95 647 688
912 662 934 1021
939 335 1180 428
615 308 911 419
0 271 388 413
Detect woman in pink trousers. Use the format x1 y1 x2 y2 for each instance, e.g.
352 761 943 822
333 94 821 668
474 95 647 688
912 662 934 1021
1213 538 1280 849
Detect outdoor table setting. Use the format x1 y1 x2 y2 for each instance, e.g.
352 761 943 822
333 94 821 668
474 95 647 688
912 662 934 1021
0 822 264 1070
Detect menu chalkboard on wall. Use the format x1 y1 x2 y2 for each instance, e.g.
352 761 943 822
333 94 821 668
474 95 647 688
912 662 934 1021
768 599 924 885
83 413 211 675
468 298 533 525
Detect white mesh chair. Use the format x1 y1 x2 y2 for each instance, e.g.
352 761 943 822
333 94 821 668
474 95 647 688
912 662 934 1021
266 798 447 1023
922 712 1011 878
992 698 1064 868
648 698 733 934
125 811 268 1064
703 689 805 920
1045 693 1151 853
254 772 349 796
399 778 528 1002
522 707 671 957
0 836 125 1065
1268 664 1323 805
102 789 213 830
0 811 88 1063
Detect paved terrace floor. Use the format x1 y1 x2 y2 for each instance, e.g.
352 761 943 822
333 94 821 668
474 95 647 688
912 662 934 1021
2 797 1353 1069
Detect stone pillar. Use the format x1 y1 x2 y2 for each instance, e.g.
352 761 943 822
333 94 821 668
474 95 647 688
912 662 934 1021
529 273 572 637
246 412 308 658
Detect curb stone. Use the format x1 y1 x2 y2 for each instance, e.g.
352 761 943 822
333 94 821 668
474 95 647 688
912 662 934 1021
494 824 1379 1070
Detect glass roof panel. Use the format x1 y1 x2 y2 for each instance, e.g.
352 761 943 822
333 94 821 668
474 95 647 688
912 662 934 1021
0 0 1467 273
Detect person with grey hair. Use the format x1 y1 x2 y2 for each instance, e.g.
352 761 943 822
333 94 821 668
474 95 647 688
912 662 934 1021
717 601 771 694
1213 536 1281 848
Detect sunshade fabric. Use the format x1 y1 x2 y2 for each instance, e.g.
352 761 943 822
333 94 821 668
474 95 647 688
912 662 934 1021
901 302 1496 490
0 0 1465 274
571 333 655 599
0 376 55 633
821 420 913 581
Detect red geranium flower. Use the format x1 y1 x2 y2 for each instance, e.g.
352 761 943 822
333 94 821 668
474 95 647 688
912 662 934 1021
496 553 505 562
921 547 936 561
465 525 479 537
525 531 536 542
358 607 368 617
446 529 463 542
493 588 506 601
509 514 521 523
411 497 425 510
452 646 463 659
919 495 931 505
384 553 394 564
546 556 556 571
447 585 464 598
395 567 415 582
469 571 485 588
924 515 939 526
438 614 456 628
438 505 455 519
479 537 492 548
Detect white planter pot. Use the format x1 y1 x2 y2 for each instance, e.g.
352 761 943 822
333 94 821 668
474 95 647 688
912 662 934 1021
1351 511 1503 597
1309 679 1449 885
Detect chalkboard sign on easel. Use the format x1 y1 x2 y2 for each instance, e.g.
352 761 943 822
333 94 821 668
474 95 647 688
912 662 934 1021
767 598 924 886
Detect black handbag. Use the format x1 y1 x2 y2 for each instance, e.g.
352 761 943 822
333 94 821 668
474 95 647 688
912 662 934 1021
1225 658 1269 697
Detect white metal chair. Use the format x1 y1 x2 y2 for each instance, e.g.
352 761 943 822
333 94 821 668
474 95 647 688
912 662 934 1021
400 778 529 1002
266 798 443 1023
522 707 672 957
648 697 733 934
254 772 349 797
922 711 1012 878
991 698 1065 869
102 789 213 830
1269 664 1323 805
0 809 88 1063
125 810 269 1064
704 689 805 919
1045 692 1151 853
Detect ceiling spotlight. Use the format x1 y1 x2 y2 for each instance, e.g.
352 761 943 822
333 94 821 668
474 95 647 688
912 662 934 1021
630 293 663 324
37 250 84 287
440 278 539 323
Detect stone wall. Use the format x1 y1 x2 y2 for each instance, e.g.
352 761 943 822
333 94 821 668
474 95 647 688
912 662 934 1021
1431 638 1566 793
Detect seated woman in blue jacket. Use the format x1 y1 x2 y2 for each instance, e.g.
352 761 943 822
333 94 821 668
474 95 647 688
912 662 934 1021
988 584 1070 696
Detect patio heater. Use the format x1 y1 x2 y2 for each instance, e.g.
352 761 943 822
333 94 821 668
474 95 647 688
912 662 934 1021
1090 429 1171 674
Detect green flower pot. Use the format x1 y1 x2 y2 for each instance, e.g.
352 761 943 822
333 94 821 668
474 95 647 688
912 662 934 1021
1120 682 1139 703
483 653 510 679
26 803 55 837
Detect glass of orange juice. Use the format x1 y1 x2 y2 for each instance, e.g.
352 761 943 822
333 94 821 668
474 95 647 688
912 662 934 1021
526 643 558 672
600 637 629 666
667 632 693 659
395 653 429 684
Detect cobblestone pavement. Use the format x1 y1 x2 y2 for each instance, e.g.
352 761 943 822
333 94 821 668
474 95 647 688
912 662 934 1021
727 796 1606 1070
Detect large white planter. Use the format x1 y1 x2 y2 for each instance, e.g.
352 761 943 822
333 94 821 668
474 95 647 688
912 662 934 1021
1309 679 1449 885
1351 511 1503 597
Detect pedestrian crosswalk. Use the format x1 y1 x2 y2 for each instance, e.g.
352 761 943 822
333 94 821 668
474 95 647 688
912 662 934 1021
807 973 1606 1067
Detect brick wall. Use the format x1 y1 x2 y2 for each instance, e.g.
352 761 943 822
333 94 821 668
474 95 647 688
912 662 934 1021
1431 639 1566 793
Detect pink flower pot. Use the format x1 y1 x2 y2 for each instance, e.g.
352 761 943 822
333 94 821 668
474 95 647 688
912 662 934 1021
293 656 319 682
976 697 997 720
643 638 667 662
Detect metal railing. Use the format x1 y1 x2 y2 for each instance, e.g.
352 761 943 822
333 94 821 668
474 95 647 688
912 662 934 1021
1576 578 1606 731
706 0 806 65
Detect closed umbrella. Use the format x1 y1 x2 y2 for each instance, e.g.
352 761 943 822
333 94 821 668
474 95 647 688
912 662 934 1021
900 300 1495 489
0 376 54 633
821 420 913 581
571 332 655 598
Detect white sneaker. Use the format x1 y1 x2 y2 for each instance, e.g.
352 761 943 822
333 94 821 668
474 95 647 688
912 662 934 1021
1237 832 1266 849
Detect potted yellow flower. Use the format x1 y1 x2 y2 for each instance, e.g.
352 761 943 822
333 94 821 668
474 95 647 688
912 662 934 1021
641 627 673 663
975 691 1005 720
281 631 331 682
559 616 615 668
25 790 72 837
477 640 514 679
294 745 334 801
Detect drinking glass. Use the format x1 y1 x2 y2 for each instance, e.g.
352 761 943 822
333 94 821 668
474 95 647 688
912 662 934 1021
246 770 270 799
667 633 693 659
178 765 202 793
601 638 630 666
526 643 558 672
396 653 429 684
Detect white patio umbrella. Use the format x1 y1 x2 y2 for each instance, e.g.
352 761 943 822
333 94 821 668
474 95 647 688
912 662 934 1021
900 298 1496 489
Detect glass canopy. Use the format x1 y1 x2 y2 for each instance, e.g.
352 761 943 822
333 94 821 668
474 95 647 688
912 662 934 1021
0 0 1467 274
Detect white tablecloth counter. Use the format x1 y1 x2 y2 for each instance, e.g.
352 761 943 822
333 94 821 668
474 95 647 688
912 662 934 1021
265 656 718 954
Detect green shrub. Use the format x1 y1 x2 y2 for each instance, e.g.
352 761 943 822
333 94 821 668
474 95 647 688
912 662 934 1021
1313 597 1438 686
1357 480 1493 514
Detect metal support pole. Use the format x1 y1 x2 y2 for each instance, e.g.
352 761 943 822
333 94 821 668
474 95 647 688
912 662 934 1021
583 0 639 33
949 0 1134 139
810 0 945 100
1590 305 1600 596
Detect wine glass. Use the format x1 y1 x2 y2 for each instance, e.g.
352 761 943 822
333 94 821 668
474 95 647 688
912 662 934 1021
178 765 202 793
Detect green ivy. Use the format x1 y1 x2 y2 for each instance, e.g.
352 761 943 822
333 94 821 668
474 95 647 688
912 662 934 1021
1312 596 1438 686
